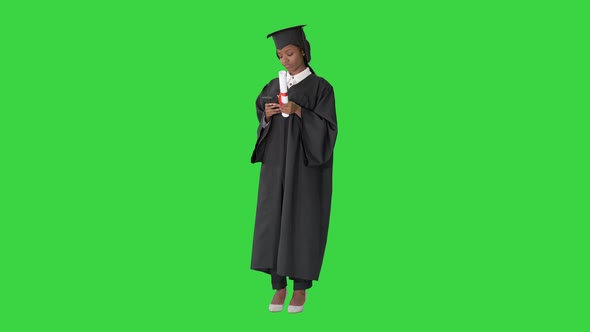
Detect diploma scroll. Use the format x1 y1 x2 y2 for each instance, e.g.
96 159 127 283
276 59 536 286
278 70 289 117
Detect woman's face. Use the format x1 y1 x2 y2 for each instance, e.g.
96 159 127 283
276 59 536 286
277 45 305 74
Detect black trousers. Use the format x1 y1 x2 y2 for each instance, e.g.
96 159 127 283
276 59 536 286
271 271 312 290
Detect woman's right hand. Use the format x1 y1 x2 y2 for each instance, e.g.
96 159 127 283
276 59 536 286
265 103 281 122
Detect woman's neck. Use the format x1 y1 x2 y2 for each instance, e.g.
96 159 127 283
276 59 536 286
288 65 307 76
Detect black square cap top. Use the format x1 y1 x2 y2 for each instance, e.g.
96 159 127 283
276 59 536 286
266 25 311 63
266 25 306 49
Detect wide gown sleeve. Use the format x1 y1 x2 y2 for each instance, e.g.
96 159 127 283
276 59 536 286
251 85 272 164
300 83 337 167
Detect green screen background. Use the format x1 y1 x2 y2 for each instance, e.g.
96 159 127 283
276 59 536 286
1 1 587 331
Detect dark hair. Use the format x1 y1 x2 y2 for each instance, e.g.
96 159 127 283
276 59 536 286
306 62 316 75
299 46 315 74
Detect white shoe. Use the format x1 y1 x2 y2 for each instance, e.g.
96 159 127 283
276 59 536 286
287 293 307 313
269 290 287 312
269 303 284 312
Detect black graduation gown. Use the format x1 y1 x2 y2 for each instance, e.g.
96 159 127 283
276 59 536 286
250 73 337 281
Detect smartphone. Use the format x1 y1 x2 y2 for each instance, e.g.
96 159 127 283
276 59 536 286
261 96 275 106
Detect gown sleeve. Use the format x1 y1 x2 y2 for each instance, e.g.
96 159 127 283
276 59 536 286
300 82 337 167
251 84 272 164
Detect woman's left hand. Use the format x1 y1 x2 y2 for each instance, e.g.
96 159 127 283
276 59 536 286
280 101 302 118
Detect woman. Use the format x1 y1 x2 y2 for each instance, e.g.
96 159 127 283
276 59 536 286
250 25 337 313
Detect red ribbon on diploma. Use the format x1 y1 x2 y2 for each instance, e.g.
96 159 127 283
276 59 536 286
278 92 288 105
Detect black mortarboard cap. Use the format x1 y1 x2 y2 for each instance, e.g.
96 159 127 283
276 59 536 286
267 25 311 63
